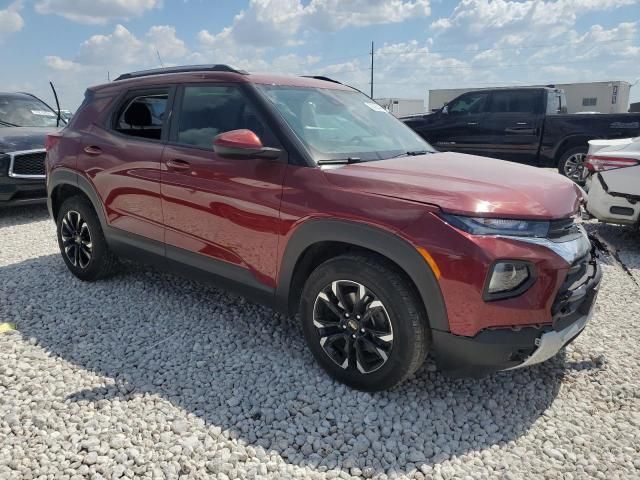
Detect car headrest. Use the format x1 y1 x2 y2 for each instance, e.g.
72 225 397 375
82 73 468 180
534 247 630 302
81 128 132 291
124 102 152 127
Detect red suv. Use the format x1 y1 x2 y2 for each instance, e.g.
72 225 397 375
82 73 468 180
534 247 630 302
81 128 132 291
46 65 601 391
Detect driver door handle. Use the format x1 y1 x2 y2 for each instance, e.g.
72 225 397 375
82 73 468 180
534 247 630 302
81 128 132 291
467 122 478 126
166 159 191 171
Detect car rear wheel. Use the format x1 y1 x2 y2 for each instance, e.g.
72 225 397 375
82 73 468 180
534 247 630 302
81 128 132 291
300 253 429 391
558 146 588 183
56 196 118 281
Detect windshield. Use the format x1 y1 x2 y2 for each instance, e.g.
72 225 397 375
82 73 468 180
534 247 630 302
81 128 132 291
257 85 434 163
0 96 61 127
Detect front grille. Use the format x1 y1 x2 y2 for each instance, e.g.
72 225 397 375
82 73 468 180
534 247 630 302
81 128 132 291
9 150 46 178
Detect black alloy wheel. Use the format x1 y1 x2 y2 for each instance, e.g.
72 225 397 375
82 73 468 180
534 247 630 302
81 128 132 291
313 280 394 374
60 210 93 269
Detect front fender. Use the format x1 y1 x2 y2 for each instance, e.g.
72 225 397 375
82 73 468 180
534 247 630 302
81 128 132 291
276 219 449 331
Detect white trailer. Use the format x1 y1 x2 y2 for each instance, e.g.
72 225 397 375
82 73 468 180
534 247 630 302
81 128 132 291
375 98 425 117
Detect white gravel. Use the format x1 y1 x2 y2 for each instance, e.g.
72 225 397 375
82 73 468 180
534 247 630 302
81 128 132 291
1 204 639 479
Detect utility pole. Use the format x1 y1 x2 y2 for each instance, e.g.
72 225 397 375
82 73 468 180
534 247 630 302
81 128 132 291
369 41 374 99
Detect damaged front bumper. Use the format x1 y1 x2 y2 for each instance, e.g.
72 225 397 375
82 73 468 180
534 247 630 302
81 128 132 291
433 238 602 378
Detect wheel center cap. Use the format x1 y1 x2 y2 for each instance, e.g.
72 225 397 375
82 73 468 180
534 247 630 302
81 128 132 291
347 319 359 331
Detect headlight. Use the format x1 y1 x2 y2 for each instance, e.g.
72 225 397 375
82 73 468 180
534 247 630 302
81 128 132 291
485 261 534 300
442 214 549 237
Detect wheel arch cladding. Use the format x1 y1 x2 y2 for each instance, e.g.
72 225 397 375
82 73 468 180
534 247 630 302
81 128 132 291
555 135 594 162
48 169 107 227
277 219 449 331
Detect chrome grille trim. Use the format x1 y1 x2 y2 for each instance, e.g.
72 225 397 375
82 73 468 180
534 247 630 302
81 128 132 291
8 149 47 179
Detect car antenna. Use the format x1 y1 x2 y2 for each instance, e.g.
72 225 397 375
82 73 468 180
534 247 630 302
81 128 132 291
156 49 165 68
49 81 62 128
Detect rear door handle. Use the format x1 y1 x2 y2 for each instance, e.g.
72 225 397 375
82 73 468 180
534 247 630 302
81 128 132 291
166 159 191 171
84 146 102 156
467 122 478 126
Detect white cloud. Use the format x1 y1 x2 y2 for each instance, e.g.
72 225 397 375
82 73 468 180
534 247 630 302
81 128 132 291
45 56 81 71
199 0 432 48
146 26 189 60
34 0 160 25
70 24 187 67
0 1 24 42
431 0 638 37
304 0 431 30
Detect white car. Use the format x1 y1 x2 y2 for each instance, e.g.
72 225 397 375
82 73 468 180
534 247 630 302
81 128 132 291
584 136 640 226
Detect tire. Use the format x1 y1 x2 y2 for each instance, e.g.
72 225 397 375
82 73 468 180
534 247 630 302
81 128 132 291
56 195 118 281
299 253 429 391
558 146 588 184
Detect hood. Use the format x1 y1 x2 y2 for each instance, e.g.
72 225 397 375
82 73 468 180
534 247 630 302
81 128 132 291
0 127 54 153
323 152 583 220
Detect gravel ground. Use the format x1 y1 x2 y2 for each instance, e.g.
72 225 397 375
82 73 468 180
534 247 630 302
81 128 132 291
1 205 639 480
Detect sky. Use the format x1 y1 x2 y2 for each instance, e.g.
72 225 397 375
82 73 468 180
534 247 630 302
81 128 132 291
1 0 639 110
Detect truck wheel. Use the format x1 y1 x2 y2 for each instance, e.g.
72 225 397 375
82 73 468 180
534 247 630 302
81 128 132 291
56 196 118 281
558 146 588 183
300 253 429 391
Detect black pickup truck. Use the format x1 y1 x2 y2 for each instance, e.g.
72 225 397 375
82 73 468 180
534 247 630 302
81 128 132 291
401 87 640 181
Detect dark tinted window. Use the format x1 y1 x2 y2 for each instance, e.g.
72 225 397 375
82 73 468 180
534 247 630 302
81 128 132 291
448 92 489 115
115 91 168 140
175 85 276 149
489 91 539 113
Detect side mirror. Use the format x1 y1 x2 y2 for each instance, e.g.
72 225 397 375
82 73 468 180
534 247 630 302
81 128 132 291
441 105 449 114
213 129 281 159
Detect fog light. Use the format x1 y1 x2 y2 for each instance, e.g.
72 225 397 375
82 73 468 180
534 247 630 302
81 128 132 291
485 261 533 300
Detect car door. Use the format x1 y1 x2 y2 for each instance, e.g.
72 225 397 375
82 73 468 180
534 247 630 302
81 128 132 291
485 90 544 164
77 87 174 243
160 84 287 290
421 91 492 156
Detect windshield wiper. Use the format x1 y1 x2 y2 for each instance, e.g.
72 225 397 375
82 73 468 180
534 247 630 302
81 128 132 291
0 119 20 127
317 157 363 165
387 150 432 159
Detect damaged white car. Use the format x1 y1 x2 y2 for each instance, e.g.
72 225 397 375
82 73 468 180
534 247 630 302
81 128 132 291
585 136 640 226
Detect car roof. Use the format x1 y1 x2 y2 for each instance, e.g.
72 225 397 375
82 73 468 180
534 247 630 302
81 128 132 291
0 92 39 99
89 65 354 93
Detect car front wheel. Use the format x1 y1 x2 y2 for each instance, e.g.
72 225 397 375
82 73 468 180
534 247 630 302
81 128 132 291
300 253 429 391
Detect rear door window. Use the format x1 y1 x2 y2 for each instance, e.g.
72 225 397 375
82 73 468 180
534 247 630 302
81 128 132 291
114 90 169 141
173 85 277 150
489 91 540 114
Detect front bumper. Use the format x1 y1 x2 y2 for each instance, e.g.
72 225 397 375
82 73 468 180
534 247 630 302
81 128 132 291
433 245 601 377
0 176 47 206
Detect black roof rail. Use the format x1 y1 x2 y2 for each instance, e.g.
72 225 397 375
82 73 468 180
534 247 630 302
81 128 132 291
114 64 249 81
301 75 343 85
301 75 370 97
